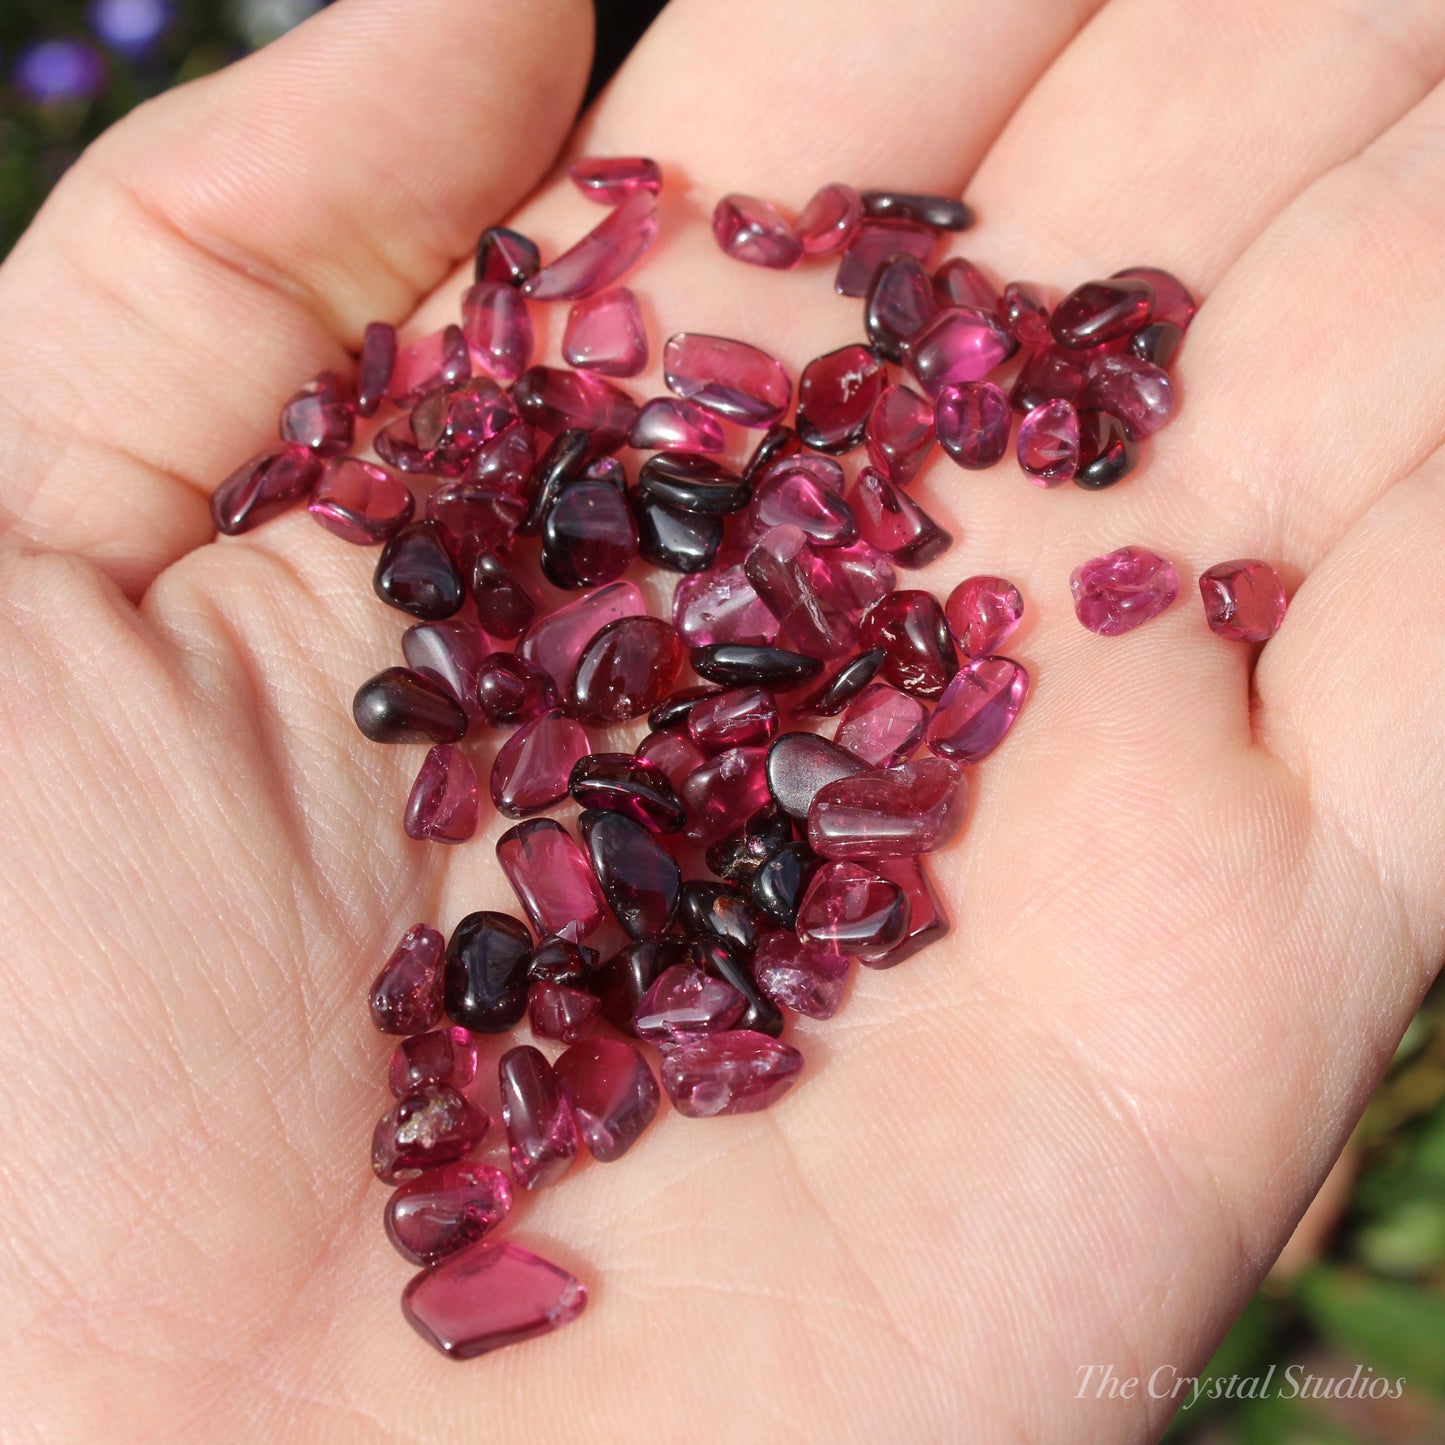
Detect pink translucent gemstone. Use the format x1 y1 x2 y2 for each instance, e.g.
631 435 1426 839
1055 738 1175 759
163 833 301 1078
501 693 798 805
795 344 888 454
859 856 949 969
628 396 726 453
848 466 952 569
1199 559 1287 642
926 656 1029 763
388 1026 480 1096
663 332 792 428
357 321 396 417
749 467 860 548
907 307 1017 398
554 1038 660 1162
391 325 471 405
569 616 684 726
713 194 804 269
859 588 957 698
636 728 708 797
280 370 354 456
634 963 747 1049
499 1045 577 1190
673 565 780 648
744 524 860 659
933 256 998 312
834 220 935 298
402 621 487 703
1077 354 1176 439
827 540 898 615
475 653 557 726
527 981 600 1044
680 745 772 845
405 744 481 844
1011 343 1088 414
1000 282 1051 348
796 861 909 955
753 932 850 1019
807 756 967 860
411 378 518 474
401 1240 587 1359
467 424 537 494
518 580 646 692
688 686 779 752
496 818 608 941
211 444 323 536
865 384 936 488
762 451 846 494
461 282 533 384
1070 546 1180 636
944 575 1024 657
1050 277 1154 350
569 155 662 204
369 923 446 1035
795 182 862 255
490 708 591 819
935 381 1011 470
524 189 659 300
510 366 639 451
834 682 928 768
865 256 937 362
562 287 649 377
307 459 413 545
384 1161 512 1267
1017 399 1080 485
1113 265 1197 330
660 1031 804 1117
372 1084 490 1184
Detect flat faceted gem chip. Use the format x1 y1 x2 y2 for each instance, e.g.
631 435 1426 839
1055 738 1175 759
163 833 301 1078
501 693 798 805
1071 546 1181 636
212 444 323 536
926 656 1030 764
661 1030 804 1117
402 1239 587 1360
474 226 540 286
461 282 533 383
1199 559 1287 641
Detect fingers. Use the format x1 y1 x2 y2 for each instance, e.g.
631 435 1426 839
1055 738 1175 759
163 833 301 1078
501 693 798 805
0 0 593 596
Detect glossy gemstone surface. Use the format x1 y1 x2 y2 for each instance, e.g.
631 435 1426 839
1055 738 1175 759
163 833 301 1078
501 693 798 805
569 154 662 203
593 937 689 1033
309 459 412 544
834 681 928 768
554 1038 660 1161
713 194 803 268
562 286 648 376
628 396 726 453
865 256 937 363
849 466 951 568
687 687 779 752
1074 408 1138 490
370 923 446 1035
374 520 466 620
807 756 967 860
353 667 468 745
673 565 780 648
444 910 533 1034
1199 560 1287 642
568 752 686 833
690 644 824 691
280 370 354 456
861 190 973 229
542 480 638 589
634 963 747 1048
935 381 1011 470
865 384 935 488
834 219 935 297
679 744 772 845
944 575 1024 657
524 188 659 300
753 931 850 1019
384 1162 512 1267
797 861 910 955
496 819 608 942
1050 276 1154 349
765 731 869 818
390 325 471 406
661 1031 804 1117
461 281 533 383
934 257 998 311
744 524 859 660
357 321 397 416
471 549 536 639
570 616 684 726
491 708 590 818
1070 546 1180 636
1017 399 1080 485
474 226 541 287
663 332 791 428
926 656 1029 763
907 307 1016 398
795 182 862 254
518 581 646 692
580 808 681 940
749 840 820 928
511 366 639 451
388 1026 480 1097
373 1085 489 1184
402 620 490 723
859 855 950 968
798 648 887 717
638 452 751 515
212 445 323 536
861 590 958 699
499 1045 577 1190
405 744 481 844
705 803 794 884
475 654 558 728
795 345 888 454
1113 265 1197 330
527 982 600 1044
1077 355 1176 439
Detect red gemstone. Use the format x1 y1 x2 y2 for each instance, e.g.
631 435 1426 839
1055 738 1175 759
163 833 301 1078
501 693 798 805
795 182 862 255
660 1031 804 1117
1000 282 1050 348
426 486 528 564
680 745 772 845
471 548 537 640
542 481 638 589
562 286 648 377
635 728 708 799
499 1045 577 1190
402 620 490 723
466 424 537 494
933 256 998 312
834 681 927 767
527 981 600 1044
935 381 1010 470
1113 265 1196 330
797 861 909 955
411 379 518 475
369 923 446 1035
211 444 322 535
391 325 471 405
475 226 540 287
308 459 413 544
491 708 590 818
807 756 967 860
713 194 803 269
673 565 781 648
687 687 779 752
554 1038 660 1161
795 344 888 454
497 818 607 942
865 384 936 488
858 856 949 968
570 616 684 726
860 590 957 698
748 466 859 548
405 744 481 843
663 332 791 428
828 538 898 615
1074 408 1138 490
401 1239 586 1359
943 575 1024 657
865 256 937 363
580 808 681 940
1017 399 1080 484
1199 560 1287 642
353 666 468 744
384 1162 512 1267
524 189 659 301
849 466 952 569
372 1084 489 1184
388 1026 480 1096
475 654 558 727
511 366 639 451
1070 546 1180 635
1050 277 1154 349
634 963 747 1048
1010 343 1088 414
568 154 662 203
280 370 354 456
518 580 646 692
764 731 870 819
1078 355 1176 439
907 307 1016 398
926 656 1029 763
569 752 687 833
357 321 396 417
744 524 860 660
461 282 533 384
752 932 850 1019
628 396 726 453
834 220 935 298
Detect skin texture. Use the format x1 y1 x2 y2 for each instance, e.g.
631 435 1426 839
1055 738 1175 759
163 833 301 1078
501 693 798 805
1 0 1444 1439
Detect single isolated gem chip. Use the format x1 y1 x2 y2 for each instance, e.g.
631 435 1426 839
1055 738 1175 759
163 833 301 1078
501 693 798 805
1199 559 1287 642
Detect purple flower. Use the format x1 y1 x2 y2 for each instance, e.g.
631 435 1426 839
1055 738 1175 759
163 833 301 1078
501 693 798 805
14 40 106 105
87 0 175 59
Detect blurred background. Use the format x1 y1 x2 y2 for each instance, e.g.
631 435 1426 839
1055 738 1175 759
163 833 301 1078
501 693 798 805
1 3 1441 1440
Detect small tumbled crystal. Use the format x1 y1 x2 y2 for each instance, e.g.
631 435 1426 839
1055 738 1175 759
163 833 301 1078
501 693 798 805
562 286 649 376
474 226 540 287
797 648 888 717
499 1045 577 1190
402 620 490 723
848 466 952 568
687 934 783 1037
568 154 662 203
753 931 850 1020
593 937 689 1034
309 459 413 545
687 686 779 752
859 855 950 968
384 1162 512 1267
444 910 533 1034
527 981 601 1044
1010 343 1087 414
673 566 780 648
388 1026 479 1097
865 256 938 363
860 589 958 700
713 194 803 268
474 653 558 727
907 307 1016 398
1070 546 1180 636
795 345 888 454
580 808 681 940
511 366 639 451
390 325 471 406
356 321 397 417
634 491 725 573
865 384 936 488
628 396 726 453
471 548 537 639
690 643 824 690
1016 398 1080 485
942 575 1022 658
524 188 659 301
833 681 928 768
661 1031 804 1117
570 616 684 726
374 520 466 620
496 818 608 941
370 923 446 1035
461 282 533 383
1050 277 1154 349
1113 265 1197 330
678 881 766 953
490 707 590 818
663 332 792 428
705 803 794 884
1199 560 1287 642
373 1084 489 1185
797 861 909 954
749 840 820 928
765 731 869 819
404 744 481 844
935 381 1011 470
637 452 752 514
744 524 859 659
211 444 323 536
861 189 973 230
1000 281 1050 348
926 656 1029 763
517 580 646 692
280 370 354 456
1077 354 1176 439
834 219 935 297
554 1038 660 1161
807 756 967 860
569 752 687 833
1074 408 1138 490
680 744 773 846
795 182 862 254
933 256 998 312
542 480 638 589
634 963 747 1049
353 668 467 745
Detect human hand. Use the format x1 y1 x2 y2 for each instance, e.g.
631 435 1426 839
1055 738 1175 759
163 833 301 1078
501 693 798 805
2 1 1443 1439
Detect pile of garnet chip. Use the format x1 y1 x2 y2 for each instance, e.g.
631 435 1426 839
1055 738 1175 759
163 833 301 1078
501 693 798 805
211 158 1289 1361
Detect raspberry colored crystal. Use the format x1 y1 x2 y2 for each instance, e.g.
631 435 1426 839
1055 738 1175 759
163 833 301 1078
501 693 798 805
580 808 681 939
526 190 657 302
648 686 718 732
370 923 446 1035
807 756 967 860
690 644 824 691
744 524 859 659
491 708 590 818
562 286 648 377
466 423 538 493
372 1085 489 1185
1199 559 1287 642
391 325 471 406
834 681 927 767
795 344 888 454
705 803 793 883
461 282 533 383
212 444 322 536
680 744 772 845
280 370 354 456
402 620 490 724
353 667 467 745
673 565 780 648
748 467 859 548
405 744 481 844
749 840 820 927
475 226 540 287
661 1031 803 1117
374 520 466 620
388 1026 480 1097
470 549 536 640
385 1162 512 1267
528 936 599 988
865 384 936 488
795 182 862 255
475 654 558 727
797 648 887 717
679 881 766 953
1130 321 1184 368
1050 277 1154 349
754 931 850 1019
511 366 639 451
411 378 521 476
635 728 707 799
686 933 783 1038
687 687 779 752
663 332 792 428
926 656 1029 763
568 154 662 203
593 937 689 1033
518 580 646 692
834 219 935 297
744 423 803 482
444 911 533 1033
865 256 937 363
765 731 870 819
554 1038 660 1162
713 194 803 269
935 380 1010 470
1077 355 1176 439
542 481 638 589
496 818 608 942
1075 408 1138 490
1010 343 1088 414
944 575 1024 657
1070 546 1180 636
1017 399 1080 485
1113 265 1196 329
402 1239 587 1359
861 189 972 229
849 466 952 568
638 452 751 515
499 1045 577 1190
357 321 397 417
628 395 726 453
934 257 998 312
797 861 909 955
859 855 949 968
907 306 1016 399
570 616 684 726
569 752 686 833
527 981 600 1044
309 459 413 545
428 485 527 566
634 963 747 1049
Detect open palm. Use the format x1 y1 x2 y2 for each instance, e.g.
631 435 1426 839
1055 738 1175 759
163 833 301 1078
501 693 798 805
3 0 1444 1439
